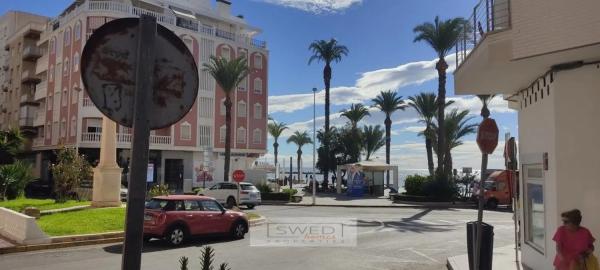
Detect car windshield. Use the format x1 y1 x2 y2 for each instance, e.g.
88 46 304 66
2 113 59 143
240 184 258 191
145 199 171 210
483 181 496 190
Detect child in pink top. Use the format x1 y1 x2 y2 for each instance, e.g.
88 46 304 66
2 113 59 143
553 209 595 270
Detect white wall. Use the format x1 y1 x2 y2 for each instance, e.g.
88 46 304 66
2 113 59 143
0 207 50 245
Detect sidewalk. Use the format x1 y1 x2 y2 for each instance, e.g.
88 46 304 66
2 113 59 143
446 244 529 270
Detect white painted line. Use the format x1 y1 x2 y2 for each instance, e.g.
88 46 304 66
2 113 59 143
409 248 440 263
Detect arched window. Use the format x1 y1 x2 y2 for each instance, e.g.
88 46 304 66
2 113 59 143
71 86 78 104
73 53 79 72
236 127 246 143
254 103 262 119
60 119 66 138
49 38 55 55
64 27 71 46
74 21 81 41
253 78 262 94
219 125 226 143
220 46 231 61
180 121 191 140
62 88 68 106
63 57 69 76
254 54 263 69
253 129 262 144
237 100 246 117
70 116 77 136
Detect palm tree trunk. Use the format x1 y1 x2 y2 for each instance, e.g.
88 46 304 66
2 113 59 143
297 149 302 187
436 58 449 178
384 116 391 186
445 149 453 176
273 141 279 170
323 63 332 186
425 135 434 176
224 96 233 182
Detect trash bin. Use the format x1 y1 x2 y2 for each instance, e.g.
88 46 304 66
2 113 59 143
467 221 494 270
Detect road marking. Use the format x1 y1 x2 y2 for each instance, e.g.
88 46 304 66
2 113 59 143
409 248 440 263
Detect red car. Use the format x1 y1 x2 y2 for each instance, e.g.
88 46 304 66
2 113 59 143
143 195 249 246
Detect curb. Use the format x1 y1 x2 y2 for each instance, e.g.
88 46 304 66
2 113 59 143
0 216 266 255
260 202 476 209
40 205 92 216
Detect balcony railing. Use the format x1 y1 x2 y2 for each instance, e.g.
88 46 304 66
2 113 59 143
35 81 47 101
82 97 94 107
455 0 510 68
53 0 267 50
81 132 172 146
21 69 41 84
22 45 42 61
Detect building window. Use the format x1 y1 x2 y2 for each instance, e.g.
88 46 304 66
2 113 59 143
253 129 262 144
236 127 246 143
254 103 262 119
220 99 226 116
71 87 78 104
74 21 81 41
199 97 213 118
237 101 246 118
49 65 54 82
238 76 247 91
86 118 102 133
63 58 69 76
70 116 76 136
46 123 51 138
73 53 79 72
253 78 262 94
49 39 55 55
62 89 68 106
219 125 226 143
60 119 66 138
254 54 263 69
180 122 191 140
64 28 71 46
199 125 211 146
524 164 545 253
47 96 53 110
220 46 230 61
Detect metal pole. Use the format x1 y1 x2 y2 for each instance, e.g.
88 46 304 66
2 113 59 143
312 87 317 205
289 156 293 190
474 153 488 270
121 15 156 270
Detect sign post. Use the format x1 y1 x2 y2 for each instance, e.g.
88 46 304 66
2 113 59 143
474 118 499 270
232 170 245 206
81 15 198 270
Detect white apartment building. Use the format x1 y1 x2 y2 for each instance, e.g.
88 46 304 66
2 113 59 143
453 0 600 268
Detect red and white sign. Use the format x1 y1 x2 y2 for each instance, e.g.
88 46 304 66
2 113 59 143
232 170 245 183
477 118 499 154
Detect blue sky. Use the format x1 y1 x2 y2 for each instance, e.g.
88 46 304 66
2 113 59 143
2 0 518 171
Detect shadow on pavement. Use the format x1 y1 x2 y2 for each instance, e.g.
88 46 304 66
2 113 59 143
102 235 237 254
356 208 455 234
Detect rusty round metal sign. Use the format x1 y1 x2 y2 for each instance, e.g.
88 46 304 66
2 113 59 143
81 18 198 129
476 118 499 154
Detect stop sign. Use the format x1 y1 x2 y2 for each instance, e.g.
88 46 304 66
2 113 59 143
477 118 499 154
232 170 245 183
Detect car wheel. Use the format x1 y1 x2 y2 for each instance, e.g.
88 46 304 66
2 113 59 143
246 204 255 210
231 221 247 239
165 226 186 246
226 197 236 209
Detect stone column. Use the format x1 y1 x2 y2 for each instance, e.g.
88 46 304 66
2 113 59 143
392 167 399 191
92 117 122 207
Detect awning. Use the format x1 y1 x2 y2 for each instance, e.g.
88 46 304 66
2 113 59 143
169 6 196 20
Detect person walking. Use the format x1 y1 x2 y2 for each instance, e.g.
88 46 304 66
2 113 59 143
553 209 598 270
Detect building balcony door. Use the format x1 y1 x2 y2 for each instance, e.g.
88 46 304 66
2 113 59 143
165 159 184 192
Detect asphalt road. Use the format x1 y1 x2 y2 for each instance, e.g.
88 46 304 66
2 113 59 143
1 206 516 270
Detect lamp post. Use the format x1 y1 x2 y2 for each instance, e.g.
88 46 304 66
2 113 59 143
312 87 317 205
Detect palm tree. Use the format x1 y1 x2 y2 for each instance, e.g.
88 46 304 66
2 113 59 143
0 129 24 165
340 103 370 129
204 56 249 181
372 90 407 183
432 109 478 173
408 93 455 176
308 38 348 184
362 125 385 161
267 120 288 174
287 131 313 189
414 16 466 177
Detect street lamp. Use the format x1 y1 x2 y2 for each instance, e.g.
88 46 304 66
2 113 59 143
312 87 317 205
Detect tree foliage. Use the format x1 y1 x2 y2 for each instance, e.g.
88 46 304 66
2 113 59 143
0 160 34 200
50 147 92 202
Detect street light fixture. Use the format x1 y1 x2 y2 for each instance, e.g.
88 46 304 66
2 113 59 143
312 87 317 206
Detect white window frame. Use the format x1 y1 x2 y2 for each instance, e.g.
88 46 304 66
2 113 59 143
180 121 191 140
253 78 262 94
63 57 69 76
254 103 262 119
70 116 76 136
71 87 78 104
238 76 247 91
523 163 546 254
221 46 230 61
64 28 71 45
49 65 54 82
74 21 81 41
237 101 246 118
73 53 79 72
254 54 263 69
60 119 66 138
236 127 246 143
253 129 261 144
219 125 226 143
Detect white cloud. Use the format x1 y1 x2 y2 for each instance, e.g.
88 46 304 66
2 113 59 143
402 125 425 133
268 54 457 114
262 0 362 13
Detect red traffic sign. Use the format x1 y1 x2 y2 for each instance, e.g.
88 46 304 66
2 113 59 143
81 18 198 129
477 118 499 154
232 170 245 182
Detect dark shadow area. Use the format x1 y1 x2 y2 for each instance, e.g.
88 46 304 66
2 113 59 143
102 235 238 254
354 208 455 234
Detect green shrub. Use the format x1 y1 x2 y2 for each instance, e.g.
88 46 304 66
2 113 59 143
422 177 458 200
179 246 231 270
148 184 170 198
192 187 204 194
0 160 34 200
50 147 92 203
255 183 272 194
404 174 430 196
281 188 298 196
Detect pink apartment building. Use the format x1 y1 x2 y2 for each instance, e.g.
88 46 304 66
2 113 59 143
3 0 268 191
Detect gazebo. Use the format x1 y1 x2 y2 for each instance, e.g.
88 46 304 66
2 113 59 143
335 160 399 196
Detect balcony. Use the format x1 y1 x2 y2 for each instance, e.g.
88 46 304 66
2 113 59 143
19 117 36 135
20 94 39 106
36 54 48 75
21 69 41 84
22 45 42 61
81 132 173 147
34 81 47 101
33 111 45 127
